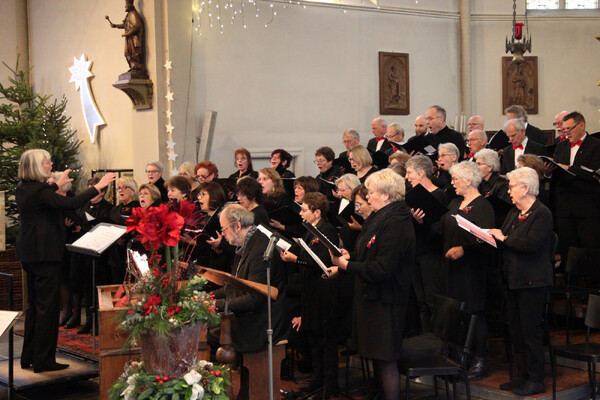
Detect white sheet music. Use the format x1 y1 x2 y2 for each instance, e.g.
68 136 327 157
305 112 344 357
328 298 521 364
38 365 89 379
70 223 127 254
256 224 292 251
338 198 351 215
454 214 497 248
85 212 95 221
0 310 20 341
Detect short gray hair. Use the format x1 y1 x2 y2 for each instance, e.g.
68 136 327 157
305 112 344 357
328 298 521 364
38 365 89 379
221 203 255 228
342 129 360 140
405 155 433 179
429 105 447 122
146 161 164 173
503 118 526 132
51 171 72 192
365 168 406 201
438 142 459 160
474 149 500 172
469 129 487 143
450 161 482 188
507 166 539 197
335 173 361 191
388 123 405 135
504 104 528 121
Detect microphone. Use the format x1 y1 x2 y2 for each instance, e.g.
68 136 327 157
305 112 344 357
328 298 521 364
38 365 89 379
263 233 279 262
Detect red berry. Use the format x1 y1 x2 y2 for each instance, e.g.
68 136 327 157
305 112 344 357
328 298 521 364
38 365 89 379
215 370 221 377
155 375 161 380
163 376 168 381
210 371 215 375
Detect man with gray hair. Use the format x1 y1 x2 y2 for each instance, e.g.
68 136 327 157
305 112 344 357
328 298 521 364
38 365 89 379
384 123 406 155
500 119 546 174
553 110 569 143
425 105 466 160
466 130 487 160
367 117 393 154
505 104 546 145
434 142 460 200
210 204 288 353
338 129 360 173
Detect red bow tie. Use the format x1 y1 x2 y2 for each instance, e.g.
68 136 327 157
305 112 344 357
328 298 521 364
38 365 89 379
512 144 523 150
571 140 582 148
392 146 399 153
376 137 385 142
559 136 568 142
468 153 474 159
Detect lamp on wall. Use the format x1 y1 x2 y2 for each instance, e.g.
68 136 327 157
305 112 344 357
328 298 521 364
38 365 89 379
505 0 532 67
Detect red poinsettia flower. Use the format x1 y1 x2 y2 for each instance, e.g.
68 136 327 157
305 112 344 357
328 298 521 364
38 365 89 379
126 203 185 248
167 306 183 316
366 235 376 248
177 199 202 228
143 294 162 315
461 206 472 214
309 238 320 246
518 213 529 222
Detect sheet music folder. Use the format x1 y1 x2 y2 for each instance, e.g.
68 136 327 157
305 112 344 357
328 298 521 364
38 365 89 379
302 221 343 257
198 266 279 300
66 222 128 257
405 184 448 224
268 205 302 226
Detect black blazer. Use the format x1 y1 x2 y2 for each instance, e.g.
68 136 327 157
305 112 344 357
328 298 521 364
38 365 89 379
500 140 546 174
426 126 467 161
153 177 169 203
552 134 600 218
526 123 547 145
499 200 554 290
16 181 99 263
366 137 393 155
213 229 288 353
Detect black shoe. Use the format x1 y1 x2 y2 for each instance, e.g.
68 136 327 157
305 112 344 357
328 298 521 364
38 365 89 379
77 322 92 335
512 381 546 396
33 363 69 373
59 314 72 327
20 362 31 369
64 316 81 329
466 360 489 381
499 377 527 391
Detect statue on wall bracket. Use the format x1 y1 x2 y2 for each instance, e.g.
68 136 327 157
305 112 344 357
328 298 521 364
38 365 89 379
106 0 153 109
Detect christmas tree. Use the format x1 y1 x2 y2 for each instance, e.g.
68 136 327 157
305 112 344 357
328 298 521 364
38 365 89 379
0 61 82 245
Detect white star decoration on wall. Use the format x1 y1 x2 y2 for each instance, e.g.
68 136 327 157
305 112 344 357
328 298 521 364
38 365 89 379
164 59 177 174
69 54 106 143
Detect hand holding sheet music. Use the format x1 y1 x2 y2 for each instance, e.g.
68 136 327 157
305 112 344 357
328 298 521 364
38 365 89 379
293 238 331 277
453 214 497 248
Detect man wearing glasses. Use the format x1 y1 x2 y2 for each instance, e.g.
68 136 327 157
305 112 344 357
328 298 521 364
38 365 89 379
466 130 488 160
145 161 168 202
549 111 600 265
425 105 466 160
500 119 545 174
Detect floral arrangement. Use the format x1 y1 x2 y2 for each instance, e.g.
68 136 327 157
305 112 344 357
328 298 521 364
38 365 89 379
118 201 220 346
108 360 229 400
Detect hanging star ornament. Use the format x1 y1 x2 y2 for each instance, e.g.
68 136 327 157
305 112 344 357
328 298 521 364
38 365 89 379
166 139 176 150
69 54 106 143
167 151 178 161
165 92 174 101
164 60 172 70
165 123 174 134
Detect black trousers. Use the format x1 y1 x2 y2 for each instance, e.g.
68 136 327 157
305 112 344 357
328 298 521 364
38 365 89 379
506 286 549 383
21 262 62 369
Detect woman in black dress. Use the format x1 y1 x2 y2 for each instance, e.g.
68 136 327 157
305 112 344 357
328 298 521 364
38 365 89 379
488 167 554 396
270 148 295 178
405 155 448 332
16 149 115 372
348 144 376 183
440 161 494 380
475 149 511 228
281 192 340 397
314 146 342 201
228 148 258 179
330 169 415 399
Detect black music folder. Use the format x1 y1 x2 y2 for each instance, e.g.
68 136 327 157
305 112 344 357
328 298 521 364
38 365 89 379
403 135 437 156
282 178 296 197
185 211 221 239
371 151 390 170
302 221 343 257
337 198 364 225
404 184 449 224
540 156 576 176
268 205 302 226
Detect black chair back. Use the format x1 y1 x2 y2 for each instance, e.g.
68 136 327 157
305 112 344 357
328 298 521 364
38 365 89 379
431 294 465 338
585 294 600 331
566 247 600 287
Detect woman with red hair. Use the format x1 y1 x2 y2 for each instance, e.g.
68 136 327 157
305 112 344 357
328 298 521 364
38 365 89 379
228 148 258 179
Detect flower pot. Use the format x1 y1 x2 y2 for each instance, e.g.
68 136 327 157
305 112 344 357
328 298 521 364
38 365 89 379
140 323 203 377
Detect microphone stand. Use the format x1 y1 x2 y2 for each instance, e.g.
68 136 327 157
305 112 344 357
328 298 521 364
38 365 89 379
263 234 278 400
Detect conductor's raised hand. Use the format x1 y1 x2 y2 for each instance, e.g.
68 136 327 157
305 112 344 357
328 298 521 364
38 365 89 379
94 172 117 192
56 169 73 189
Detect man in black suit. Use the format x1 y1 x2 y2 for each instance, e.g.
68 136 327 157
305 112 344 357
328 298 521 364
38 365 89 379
505 104 547 145
212 204 288 353
146 161 168 202
366 117 392 154
466 129 487 160
425 105 466 160
553 110 570 144
548 111 600 264
383 123 406 155
500 119 546 174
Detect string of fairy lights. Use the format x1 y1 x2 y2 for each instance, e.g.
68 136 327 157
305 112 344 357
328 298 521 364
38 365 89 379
163 59 178 176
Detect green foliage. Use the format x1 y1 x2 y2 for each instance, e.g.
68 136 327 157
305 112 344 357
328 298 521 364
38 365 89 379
0 60 83 244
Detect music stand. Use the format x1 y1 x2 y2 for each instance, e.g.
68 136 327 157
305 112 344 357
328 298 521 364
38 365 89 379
199 266 279 400
66 223 127 356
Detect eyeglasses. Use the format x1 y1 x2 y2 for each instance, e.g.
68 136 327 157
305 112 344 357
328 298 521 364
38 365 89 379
552 122 562 127
450 176 462 182
466 138 484 142
425 116 441 122
146 170 160 174
313 159 327 165
561 122 579 134
117 186 131 191
508 183 525 191
197 174 209 181
220 221 239 234
348 158 356 163
342 139 354 145
438 153 452 158
198 192 209 198
235 157 248 161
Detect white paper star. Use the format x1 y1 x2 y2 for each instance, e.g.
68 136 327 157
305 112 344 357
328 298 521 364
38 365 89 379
167 151 178 161
166 110 172 119
171 168 179 176
165 124 174 134
165 92 174 101
164 60 172 70
68 54 105 143
166 139 176 150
